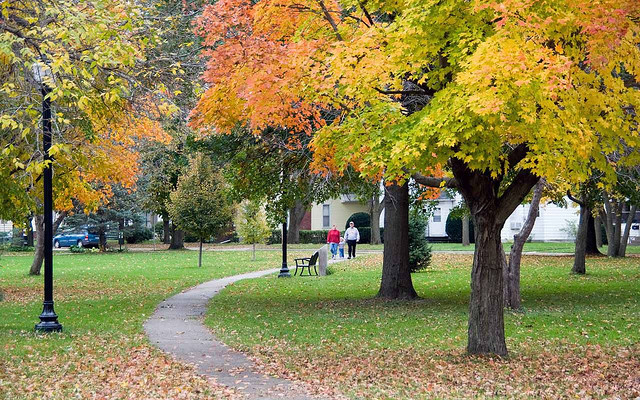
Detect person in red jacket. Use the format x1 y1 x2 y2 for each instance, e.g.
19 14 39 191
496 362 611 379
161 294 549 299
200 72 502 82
326 225 341 259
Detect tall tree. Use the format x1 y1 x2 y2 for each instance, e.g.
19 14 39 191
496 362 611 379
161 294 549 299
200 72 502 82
193 0 640 356
168 154 233 267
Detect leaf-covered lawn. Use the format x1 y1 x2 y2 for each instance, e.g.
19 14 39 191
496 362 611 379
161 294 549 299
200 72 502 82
0 250 295 400
205 254 640 399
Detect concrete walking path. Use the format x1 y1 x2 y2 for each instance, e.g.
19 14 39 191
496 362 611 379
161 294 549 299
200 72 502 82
144 266 339 400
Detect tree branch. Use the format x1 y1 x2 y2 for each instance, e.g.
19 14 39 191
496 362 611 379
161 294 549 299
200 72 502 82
411 172 458 189
316 0 343 41
374 88 434 97
507 143 529 168
566 190 584 207
496 169 540 223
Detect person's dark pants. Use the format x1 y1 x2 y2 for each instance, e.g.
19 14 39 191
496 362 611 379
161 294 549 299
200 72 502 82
347 240 357 258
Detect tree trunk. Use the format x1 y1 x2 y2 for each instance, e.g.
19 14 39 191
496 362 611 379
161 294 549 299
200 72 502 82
619 205 637 257
369 192 385 245
369 192 384 244
252 243 256 261
594 215 603 248
468 213 508 356
163 217 170 244
377 182 417 300
612 200 622 257
30 215 45 275
504 180 544 309
462 215 470 246
26 217 34 247
30 211 67 275
287 200 306 244
450 152 539 357
585 212 601 255
99 229 107 250
169 223 184 249
600 206 614 253
572 204 589 274
198 238 203 268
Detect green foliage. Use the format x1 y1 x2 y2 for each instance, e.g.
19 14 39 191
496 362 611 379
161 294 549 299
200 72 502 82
267 229 282 245
409 214 432 272
1 245 35 252
168 153 233 241
69 245 86 253
235 201 271 245
124 226 154 244
154 221 165 238
345 212 370 229
445 213 475 243
299 230 330 244
293 228 384 244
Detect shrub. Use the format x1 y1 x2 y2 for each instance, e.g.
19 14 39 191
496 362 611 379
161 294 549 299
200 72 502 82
445 214 475 243
601 224 608 245
409 214 432 272
299 230 329 244
69 245 86 253
154 222 164 238
267 229 282 245
184 231 201 243
3 245 34 252
124 226 154 244
345 212 370 229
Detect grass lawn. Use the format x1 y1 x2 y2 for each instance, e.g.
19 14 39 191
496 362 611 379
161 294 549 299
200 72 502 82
206 253 640 399
0 250 299 400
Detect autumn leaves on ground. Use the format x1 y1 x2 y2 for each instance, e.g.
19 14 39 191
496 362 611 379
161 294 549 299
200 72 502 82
206 253 640 399
0 251 282 400
2 250 637 399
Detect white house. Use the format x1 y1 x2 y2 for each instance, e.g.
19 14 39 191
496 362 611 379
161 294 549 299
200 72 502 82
423 193 581 242
0 219 13 233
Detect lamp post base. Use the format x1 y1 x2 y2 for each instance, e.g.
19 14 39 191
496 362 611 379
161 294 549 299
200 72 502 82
35 301 62 332
278 263 291 278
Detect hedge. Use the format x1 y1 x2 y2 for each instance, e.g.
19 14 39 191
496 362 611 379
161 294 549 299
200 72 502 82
445 214 475 243
266 228 384 244
345 212 371 229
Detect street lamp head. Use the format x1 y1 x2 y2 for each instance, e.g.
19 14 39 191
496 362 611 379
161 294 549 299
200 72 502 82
31 61 53 85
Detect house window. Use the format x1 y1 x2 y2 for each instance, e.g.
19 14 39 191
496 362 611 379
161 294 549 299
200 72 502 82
322 204 330 228
433 208 441 223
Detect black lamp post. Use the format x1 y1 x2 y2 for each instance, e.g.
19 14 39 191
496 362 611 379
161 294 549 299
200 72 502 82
32 61 63 333
278 220 291 278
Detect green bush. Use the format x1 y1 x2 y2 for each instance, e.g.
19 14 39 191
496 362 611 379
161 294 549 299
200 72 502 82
409 214 432 272
294 228 384 244
154 222 164 238
3 245 34 252
69 245 86 253
345 212 370 229
445 214 475 243
299 230 330 244
267 229 282 245
124 226 154 244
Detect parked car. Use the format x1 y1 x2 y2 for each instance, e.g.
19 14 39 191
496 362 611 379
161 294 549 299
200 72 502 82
53 229 100 248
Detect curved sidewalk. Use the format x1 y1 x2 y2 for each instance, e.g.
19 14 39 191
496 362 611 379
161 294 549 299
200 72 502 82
144 269 330 400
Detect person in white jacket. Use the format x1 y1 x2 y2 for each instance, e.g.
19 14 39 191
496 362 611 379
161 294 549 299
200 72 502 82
344 221 360 259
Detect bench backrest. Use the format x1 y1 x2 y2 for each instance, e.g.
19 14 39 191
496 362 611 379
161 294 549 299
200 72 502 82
309 251 319 266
